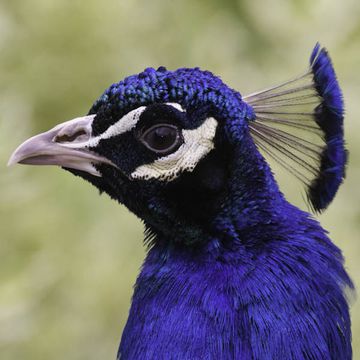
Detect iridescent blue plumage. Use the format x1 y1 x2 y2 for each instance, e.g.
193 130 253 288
9 44 352 359
309 43 347 211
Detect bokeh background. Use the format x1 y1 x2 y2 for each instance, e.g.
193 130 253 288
1 0 359 358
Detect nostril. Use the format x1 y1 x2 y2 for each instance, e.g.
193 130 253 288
54 129 88 143
51 115 94 145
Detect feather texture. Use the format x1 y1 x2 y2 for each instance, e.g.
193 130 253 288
245 43 346 212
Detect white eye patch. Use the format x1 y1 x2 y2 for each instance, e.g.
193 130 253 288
130 117 218 181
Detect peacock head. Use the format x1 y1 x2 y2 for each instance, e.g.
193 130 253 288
8 45 347 242
8 67 255 243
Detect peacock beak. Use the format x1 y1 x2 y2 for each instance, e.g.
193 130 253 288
8 115 116 177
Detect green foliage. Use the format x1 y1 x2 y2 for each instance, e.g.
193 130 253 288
1 0 359 358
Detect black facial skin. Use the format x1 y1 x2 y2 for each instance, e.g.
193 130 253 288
164 133 231 226
66 103 231 244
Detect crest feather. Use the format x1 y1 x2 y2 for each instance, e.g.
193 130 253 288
245 43 346 212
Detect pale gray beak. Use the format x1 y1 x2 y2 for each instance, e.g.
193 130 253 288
8 115 116 177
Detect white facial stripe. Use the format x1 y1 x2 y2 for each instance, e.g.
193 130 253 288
130 117 218 181
92 102 185 145
64 103 185 150
60 107 145 150
166 102 185 112
87 106 146 147
95 103 185 143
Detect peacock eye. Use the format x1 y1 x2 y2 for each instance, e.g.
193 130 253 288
139 124 183 154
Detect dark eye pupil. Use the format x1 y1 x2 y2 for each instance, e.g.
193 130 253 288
146 126 177 150
141 124 181 153
153 127 175 147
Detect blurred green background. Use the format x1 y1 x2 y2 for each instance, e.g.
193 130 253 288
1 0 359 358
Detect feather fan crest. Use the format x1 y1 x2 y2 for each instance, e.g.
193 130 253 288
245 43 346 212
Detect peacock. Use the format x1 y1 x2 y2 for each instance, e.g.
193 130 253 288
9 44 352 359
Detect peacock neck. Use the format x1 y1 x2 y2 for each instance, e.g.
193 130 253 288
148 132 288 245
212 133 287 240
119 199 303 359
